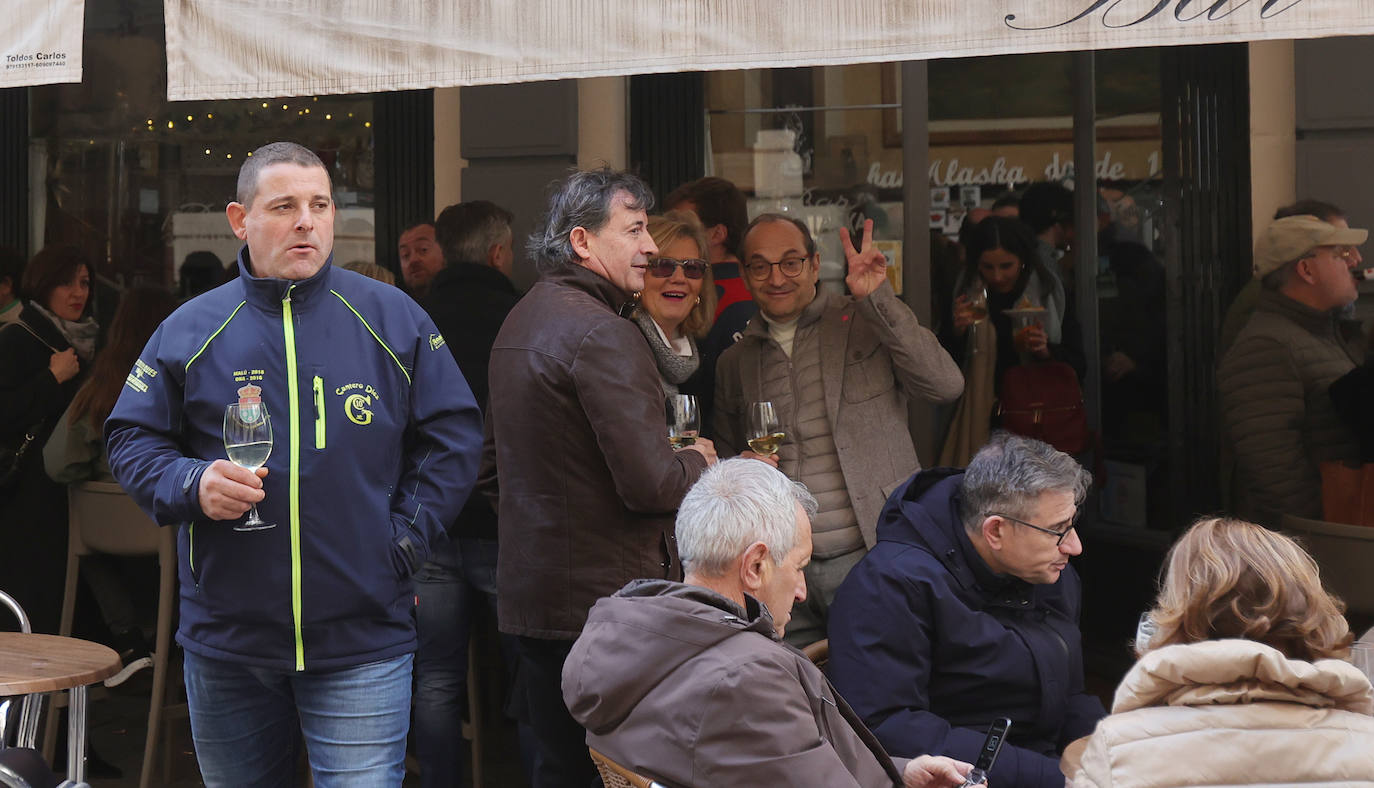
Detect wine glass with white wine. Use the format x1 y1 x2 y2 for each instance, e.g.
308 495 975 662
666 394 700 449
223 401 274 531
747 401 786 458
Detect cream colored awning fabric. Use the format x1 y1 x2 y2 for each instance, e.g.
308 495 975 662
2 0 83 87
166 0 1374 100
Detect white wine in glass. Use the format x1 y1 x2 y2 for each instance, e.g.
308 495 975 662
666 394 700 449
747 401 786 457
966 284 990 323
224 402 274 531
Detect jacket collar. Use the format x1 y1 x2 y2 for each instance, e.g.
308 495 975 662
1115 640 1374 715
16 301 70 351
878 468 1037 604
235 246 335 312
740 287 829 342
430 261 519 296
1256 288 1357 337
540 263 635 316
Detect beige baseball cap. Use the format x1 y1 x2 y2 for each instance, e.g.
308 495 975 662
1253 215 1367 278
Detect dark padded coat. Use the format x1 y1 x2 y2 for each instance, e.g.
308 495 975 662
1217 289 1365 526
828 469 1105 788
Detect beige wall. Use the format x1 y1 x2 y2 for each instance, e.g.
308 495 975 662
578 77 627 170
434 86 464 210
1249 40 1296 242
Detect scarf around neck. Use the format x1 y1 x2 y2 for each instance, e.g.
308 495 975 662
631 308 700 392
30 301 99 361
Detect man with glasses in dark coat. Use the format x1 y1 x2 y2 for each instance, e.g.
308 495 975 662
828 433 1105 788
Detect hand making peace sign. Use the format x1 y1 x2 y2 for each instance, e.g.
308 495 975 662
840 218 889 300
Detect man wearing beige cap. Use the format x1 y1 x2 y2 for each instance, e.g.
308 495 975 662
1218 214 1368 526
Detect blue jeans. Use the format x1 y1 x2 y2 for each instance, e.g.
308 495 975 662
413 537 503 788
183 650 412 788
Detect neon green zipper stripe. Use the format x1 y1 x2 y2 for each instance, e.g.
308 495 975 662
329 290 411 384
282 288 305 671
186 301 247 370
312 375 326 449
188 522 195 579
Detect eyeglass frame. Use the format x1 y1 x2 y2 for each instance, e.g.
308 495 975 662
646 256 709 280
742 255 811 281
986 511 1079 545
1302 245 1355 264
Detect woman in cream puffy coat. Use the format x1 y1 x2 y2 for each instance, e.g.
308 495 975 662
1072 517 1374 787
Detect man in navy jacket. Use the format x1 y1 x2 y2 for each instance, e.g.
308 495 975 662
107 141 482 786
828 433 1105 788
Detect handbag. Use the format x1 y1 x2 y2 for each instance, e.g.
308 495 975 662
997 361 1089 455
0 423 41 490
1319 461 1374 527
0 320 63 490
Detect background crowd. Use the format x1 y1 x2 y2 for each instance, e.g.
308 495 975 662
0 146 1372 787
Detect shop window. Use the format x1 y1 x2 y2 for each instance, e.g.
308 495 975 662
27 3 377 302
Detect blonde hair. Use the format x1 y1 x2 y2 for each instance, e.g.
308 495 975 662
646 211 716 339
340 260 395 286
1145 517 1352 661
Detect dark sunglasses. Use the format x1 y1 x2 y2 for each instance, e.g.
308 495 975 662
647 257 708 280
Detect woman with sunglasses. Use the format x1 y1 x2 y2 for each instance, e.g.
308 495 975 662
631 211 717 399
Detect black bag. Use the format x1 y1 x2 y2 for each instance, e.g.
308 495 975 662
0 423 42 490
0 321 61 490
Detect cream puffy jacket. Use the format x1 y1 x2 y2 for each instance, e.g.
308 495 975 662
1072 640 1374 787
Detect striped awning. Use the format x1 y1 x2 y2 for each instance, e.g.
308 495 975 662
163 0 1374 100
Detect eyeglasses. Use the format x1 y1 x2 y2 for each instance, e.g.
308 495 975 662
646 257 708 280
743 256 809 281
1306 246 1355 263
987 512 1078 545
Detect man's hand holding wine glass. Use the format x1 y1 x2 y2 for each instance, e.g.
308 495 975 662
197 460 267 520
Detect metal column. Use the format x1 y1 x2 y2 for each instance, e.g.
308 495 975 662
901 60 937 463
1072 52 1102 440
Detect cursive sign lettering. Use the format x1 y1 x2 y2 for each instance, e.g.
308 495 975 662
1005 0 1309 31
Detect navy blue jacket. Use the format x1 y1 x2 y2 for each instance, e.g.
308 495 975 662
107 253 482 672
828 469 1105 788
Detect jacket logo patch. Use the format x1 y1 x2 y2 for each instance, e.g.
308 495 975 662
336 382 380 426
345 394 373 425
429 333 446 351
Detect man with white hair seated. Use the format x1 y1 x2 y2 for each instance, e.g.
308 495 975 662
561 458 974 788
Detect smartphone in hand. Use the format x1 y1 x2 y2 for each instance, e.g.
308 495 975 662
960 717 1012 787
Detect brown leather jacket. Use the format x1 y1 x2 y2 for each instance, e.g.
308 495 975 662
484 265 709 639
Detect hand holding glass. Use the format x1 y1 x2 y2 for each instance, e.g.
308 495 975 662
747 402 786 457
223 403 274 531
667 394 700 449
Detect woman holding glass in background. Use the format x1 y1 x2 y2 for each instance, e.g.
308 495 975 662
1067 517 1374 787
939 216 1084 465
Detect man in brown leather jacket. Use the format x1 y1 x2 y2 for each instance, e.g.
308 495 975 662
562 458 973 788
484 167 716 788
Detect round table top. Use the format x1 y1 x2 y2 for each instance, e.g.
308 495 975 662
0 632 121 694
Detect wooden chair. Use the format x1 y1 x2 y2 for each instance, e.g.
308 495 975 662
802 638 829 671
50 482 180 788
1281 514 1374 623
588 747 667 788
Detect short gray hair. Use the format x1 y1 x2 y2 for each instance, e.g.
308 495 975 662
959 432 1091 533
676 459 817 577
435 201 514 267
236 142 329 207
527 167 654 273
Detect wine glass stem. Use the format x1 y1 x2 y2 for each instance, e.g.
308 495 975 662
248 503 261 522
